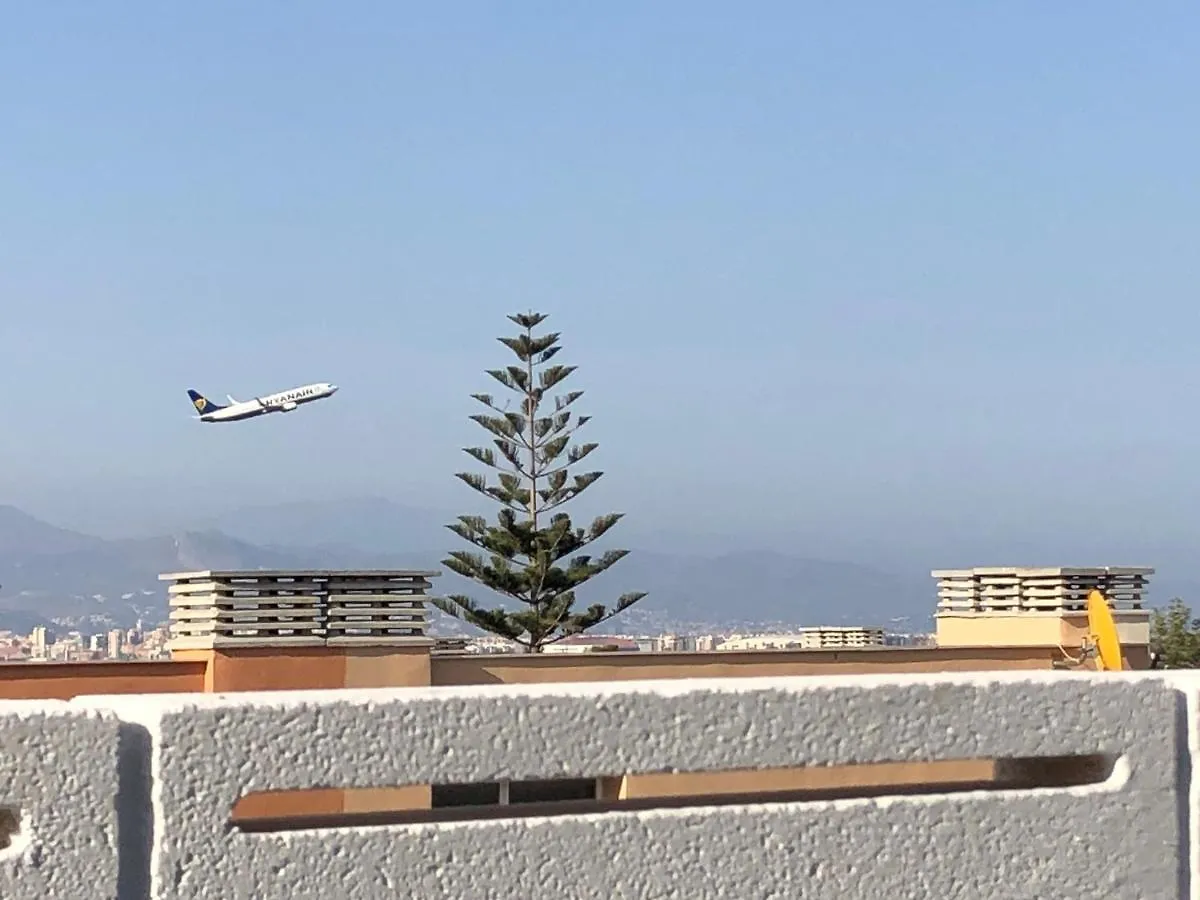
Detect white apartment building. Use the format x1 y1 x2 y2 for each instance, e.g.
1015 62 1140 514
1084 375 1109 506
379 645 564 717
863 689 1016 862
717 626 886 651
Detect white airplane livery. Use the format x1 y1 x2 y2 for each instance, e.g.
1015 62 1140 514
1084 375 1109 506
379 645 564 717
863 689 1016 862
187 382 338 422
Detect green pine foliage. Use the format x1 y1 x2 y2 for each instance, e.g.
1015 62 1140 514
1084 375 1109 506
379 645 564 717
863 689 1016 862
1150 597 1200 668
431 312 646 652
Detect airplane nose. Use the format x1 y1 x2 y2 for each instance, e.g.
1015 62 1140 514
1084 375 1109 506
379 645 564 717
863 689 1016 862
329 384 338 393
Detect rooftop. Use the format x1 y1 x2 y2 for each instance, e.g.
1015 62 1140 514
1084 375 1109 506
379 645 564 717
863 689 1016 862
0 564 1171 896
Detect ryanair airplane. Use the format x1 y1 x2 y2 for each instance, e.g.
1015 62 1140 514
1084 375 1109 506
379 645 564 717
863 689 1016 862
187 382 338 422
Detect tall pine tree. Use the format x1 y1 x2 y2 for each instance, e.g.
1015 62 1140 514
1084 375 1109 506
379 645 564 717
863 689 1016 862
431 312 646 652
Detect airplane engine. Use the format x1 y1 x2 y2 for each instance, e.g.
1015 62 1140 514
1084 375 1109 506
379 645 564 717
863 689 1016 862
281 401 298 411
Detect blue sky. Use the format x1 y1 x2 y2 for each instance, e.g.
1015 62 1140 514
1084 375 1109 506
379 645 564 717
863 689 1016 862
2 3 1199 567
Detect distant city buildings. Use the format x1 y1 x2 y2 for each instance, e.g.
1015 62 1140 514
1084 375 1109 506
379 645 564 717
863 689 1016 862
1 563 1149 663
0 615 933 663
433 624 924 656
0 620 172 663
0 571 943 663
718 626 886 651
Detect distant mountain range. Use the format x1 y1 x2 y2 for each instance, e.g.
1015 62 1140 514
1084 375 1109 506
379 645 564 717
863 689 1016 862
1 496 1191 635
0 506 307 632
201 498 940 629
0 499 939 634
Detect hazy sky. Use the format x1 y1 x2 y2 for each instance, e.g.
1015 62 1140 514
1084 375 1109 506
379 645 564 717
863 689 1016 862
3 3 1199 566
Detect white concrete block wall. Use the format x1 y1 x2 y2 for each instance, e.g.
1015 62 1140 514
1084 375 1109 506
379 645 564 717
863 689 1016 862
4 673 1200 897
0 701 126 897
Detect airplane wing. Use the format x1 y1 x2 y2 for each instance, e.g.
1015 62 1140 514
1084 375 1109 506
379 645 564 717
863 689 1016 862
227 395 240 405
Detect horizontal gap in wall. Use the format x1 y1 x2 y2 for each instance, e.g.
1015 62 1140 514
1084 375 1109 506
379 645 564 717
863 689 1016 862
231 754 1117 833
0 807 20 851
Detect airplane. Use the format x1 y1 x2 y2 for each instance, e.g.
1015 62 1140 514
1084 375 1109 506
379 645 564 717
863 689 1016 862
187 382 338 423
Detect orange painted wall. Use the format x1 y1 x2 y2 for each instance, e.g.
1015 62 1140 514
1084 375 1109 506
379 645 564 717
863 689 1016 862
342 646 430 689
429 645 1068 686
0 660 206 700
207 647 349 692
172 645 432 694
0 643 1096 704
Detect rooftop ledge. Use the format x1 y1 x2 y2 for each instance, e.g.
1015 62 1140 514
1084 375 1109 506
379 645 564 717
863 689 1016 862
0 644 1145 704
1 670 1198 898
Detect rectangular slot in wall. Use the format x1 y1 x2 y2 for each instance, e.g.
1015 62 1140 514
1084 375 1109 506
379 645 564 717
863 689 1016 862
231 754 1119 833
0 807 20 852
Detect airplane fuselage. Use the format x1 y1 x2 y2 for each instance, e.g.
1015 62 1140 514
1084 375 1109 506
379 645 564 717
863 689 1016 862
190 382 338 423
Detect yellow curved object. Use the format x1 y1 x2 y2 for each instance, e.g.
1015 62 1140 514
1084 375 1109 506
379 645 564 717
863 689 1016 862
1087 589 1124 671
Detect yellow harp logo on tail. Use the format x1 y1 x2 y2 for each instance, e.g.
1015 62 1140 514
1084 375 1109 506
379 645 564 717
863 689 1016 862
193 397 207 412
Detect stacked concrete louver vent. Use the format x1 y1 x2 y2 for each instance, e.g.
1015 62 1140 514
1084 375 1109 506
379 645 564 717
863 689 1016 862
160 569 439 650
325 572 435 645
931 566 1153 614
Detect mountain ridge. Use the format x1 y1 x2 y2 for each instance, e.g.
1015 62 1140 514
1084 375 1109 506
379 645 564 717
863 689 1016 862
0 502 938 633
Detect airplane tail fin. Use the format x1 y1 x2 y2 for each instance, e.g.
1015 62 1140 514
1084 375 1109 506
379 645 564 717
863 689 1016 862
187 389 226 415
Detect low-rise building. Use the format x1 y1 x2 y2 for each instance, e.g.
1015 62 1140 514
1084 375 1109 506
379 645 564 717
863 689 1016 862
718 626 885 651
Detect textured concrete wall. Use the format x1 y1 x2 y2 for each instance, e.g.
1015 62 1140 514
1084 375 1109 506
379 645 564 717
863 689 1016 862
1 671 1199 898
0 701 126 897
